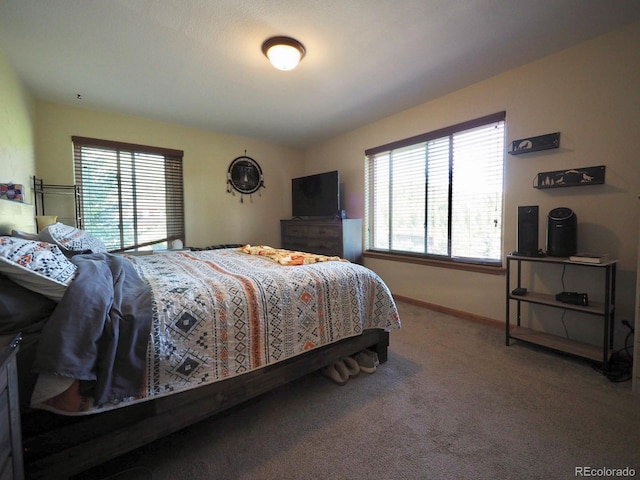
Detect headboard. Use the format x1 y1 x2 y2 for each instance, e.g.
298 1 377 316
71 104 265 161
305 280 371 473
0 200 36 235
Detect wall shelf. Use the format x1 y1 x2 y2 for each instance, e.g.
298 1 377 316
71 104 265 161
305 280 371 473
508 132 560 155
534 165 606 189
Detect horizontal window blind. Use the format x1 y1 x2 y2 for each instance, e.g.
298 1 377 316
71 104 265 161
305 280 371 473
365 112 505 265
72 136 184 252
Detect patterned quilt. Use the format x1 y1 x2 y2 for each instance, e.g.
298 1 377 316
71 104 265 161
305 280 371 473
33 248 400 414
136 248 400 396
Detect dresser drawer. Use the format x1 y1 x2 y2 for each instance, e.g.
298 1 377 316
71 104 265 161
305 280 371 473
308 225 341 240
0 335 23 480
308 233 339 249
281 224 308 237
0 389 10 463
281 236 308 251
0 387 13 480
307 242 341 257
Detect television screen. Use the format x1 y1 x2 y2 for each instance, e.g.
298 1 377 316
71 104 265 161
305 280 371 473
292 170 340 217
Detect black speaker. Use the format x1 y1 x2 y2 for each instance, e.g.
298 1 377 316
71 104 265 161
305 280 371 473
547 207 577 257
517 206 539 256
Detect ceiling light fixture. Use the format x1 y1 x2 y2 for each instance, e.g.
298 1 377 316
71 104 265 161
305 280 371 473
261 36 306 71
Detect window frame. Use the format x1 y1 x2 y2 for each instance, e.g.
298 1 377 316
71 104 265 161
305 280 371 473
72 136 185 253
364 111 506 268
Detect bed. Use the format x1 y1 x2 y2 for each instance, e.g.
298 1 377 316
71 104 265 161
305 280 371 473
0 225 400 479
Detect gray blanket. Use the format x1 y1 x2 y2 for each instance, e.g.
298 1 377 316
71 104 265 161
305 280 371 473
32 253 152 405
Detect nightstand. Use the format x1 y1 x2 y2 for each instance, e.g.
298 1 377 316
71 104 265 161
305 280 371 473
0 334 24 480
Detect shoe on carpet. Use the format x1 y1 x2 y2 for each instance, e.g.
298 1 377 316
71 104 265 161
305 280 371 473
366 349 380 367
354 350 378 373
341 356 360 377
321 360 350 385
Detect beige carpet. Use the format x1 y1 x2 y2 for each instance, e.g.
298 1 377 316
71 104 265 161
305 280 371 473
76 301 639 480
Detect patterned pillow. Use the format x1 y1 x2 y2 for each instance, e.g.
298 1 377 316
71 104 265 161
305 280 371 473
39 222 107 255
0 236 77 301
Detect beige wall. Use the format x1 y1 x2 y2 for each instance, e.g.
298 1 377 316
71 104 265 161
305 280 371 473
305 22 640 348
35 102 305 247
3 22 639 351
0 48 36 233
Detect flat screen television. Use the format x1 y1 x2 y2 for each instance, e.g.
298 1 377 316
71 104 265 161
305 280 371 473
292 170 340 217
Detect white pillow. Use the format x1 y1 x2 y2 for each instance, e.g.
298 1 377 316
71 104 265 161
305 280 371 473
39 222 107 255
0 236 77 301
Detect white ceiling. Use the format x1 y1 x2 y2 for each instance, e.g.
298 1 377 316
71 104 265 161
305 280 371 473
1 1 640 149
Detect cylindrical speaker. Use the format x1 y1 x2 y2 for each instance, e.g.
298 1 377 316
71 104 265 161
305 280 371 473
546 207 577 257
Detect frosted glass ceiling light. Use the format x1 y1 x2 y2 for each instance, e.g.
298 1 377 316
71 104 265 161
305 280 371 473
262 36 306 71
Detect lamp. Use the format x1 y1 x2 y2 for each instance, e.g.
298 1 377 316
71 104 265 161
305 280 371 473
261 36 306 71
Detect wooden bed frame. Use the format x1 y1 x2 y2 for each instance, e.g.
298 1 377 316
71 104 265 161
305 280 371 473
2 203 393 477
21 328 390 479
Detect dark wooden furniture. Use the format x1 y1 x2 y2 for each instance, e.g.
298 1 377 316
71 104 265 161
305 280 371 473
280 219 363 263
506 254 617 370
21 329 389 479
1 334 24 480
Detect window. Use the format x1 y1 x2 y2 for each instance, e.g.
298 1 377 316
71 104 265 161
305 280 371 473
72 136 185 252
365 112 505 265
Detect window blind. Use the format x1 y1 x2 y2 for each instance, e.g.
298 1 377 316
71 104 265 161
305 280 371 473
72 136 185 252
365 112 505 265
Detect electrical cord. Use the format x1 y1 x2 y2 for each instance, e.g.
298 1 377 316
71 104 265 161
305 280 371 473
558 265 570 338
594 320 634 383
556 264 632 382
560 309 570 339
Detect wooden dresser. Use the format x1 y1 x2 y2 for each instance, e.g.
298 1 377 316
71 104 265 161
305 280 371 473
280 219 363 263
0 334 24 480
